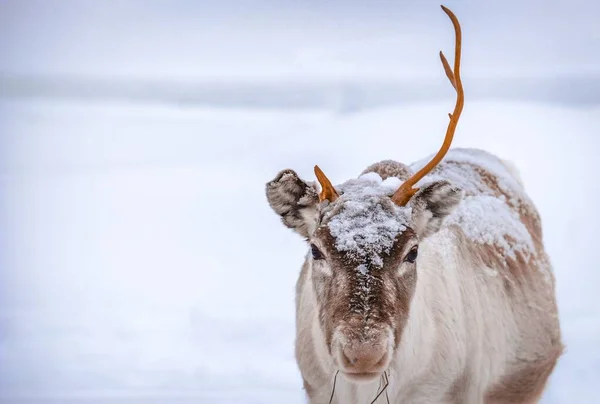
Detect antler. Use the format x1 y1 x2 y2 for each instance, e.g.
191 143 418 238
391 5 464 206
314 165 339 202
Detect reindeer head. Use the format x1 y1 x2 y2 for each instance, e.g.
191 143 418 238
266 6 465 383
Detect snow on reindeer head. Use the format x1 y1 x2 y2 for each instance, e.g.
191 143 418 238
266 5 465 383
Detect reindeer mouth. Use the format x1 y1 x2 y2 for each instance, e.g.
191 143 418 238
341 370 383 383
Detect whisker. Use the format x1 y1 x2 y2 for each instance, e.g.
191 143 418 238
370 371 389 404
385 371 390 404
328 370 339 404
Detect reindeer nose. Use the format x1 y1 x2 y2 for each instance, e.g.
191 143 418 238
340 342 389 374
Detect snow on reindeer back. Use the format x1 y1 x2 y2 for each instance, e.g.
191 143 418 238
323 172 411 268
410 148 536 260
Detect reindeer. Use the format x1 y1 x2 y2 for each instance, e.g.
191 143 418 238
265 6 562 404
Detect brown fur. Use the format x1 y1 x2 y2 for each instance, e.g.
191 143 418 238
302 378 316 399
447 370 471 403
361 160 414 181
312 226 418 352
484 344 563 404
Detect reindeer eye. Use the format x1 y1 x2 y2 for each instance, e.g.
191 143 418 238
405 246 418 263
311 244 324 260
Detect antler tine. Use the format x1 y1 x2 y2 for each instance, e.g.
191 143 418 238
439 51 456 90
314 165 340 202
391 5 464 206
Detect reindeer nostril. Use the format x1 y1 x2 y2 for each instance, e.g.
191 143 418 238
341 347 355 367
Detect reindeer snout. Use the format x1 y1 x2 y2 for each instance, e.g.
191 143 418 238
333 330 393 382
341 343 388 373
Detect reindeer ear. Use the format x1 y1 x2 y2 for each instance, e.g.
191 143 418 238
409 180 463 239
266 169 320 238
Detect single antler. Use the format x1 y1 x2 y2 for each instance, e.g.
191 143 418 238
391 5 464 206
314 165 339 202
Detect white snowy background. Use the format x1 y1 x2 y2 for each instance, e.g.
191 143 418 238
1 1 599 403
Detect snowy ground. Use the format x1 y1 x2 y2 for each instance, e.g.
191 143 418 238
0 97 599 403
